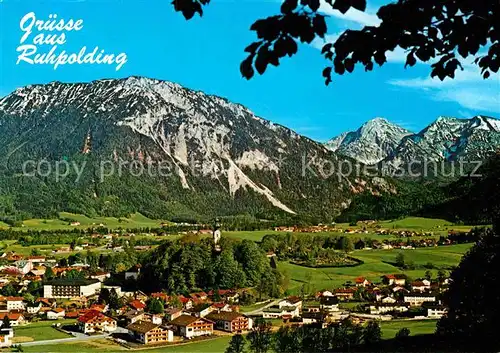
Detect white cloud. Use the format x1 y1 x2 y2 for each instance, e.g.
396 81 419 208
319 2 381 27
389 65 500 113
385 48 409 63
310 1 407 63
311 33 340 50
434 89 500 113
388 65 484 88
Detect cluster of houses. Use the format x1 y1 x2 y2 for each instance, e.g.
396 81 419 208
256 273 450 329
373 229 434 237
261 295 349 326
341 275 449 319
68 288 254 345
273 225 337 233
0 252 255 347
360 238 441 250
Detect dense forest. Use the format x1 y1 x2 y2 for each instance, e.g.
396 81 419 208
338 154 500 224
137 236 286 297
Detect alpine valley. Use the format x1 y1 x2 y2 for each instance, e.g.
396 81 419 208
0 77 498 223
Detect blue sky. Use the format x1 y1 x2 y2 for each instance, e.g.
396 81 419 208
0 0 499 141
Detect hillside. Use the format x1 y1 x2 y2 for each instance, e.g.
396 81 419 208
0 77 386 222
338 153 500 224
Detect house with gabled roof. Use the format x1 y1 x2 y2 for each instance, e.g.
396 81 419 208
178 295 193 310
26 301 42 314
124 265 141 281
169 315 213 338
188 303 215 318
127 320 174 344
354 277 371 287
334 288 355 300
189 292 208 302
128 299 146 311
206 311 252 332
150 292 169 302
411 280 431 292
382 274 406 286
278 296 302 310
320 296 339 312
90 271 111 282
47 307 65 320
26 256 46 265
5 297 25 312
123 310 145 325
77 309 117 334
404 292 436 306
164 308 182 322
0 313 25 326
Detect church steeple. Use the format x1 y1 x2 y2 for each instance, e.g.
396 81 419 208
213 218 221 252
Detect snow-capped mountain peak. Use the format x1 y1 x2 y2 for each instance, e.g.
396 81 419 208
325 115 500 166
325 117 412 164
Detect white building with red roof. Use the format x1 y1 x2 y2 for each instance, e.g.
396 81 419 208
78 310 117 334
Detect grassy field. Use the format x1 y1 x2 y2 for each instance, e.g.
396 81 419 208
380 319 438 339
13 320 74 343
20 336 232 353
279 243 472 293
21 338 125 352
7 212 169 231
354 243 473 269
378 217 452 229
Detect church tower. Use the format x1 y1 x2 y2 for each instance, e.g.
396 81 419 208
213 218 221 252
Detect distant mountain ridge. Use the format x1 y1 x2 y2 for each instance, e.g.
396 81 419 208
325 118 412 165
0 77 387 222
325 116 500 166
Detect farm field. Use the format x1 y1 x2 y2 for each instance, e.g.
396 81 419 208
1 215 477 236
6 212 169 231
378 217 452 229
21 338 126 352
380 319 438 339
353 243 473 269
20 336 232 353
0 242 84 256
13 320 74 343
225 230 400 242
279 243 472 293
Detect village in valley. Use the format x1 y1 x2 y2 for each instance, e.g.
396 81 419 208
0 215 480 352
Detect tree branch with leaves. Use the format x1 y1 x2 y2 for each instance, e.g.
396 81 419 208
171 0 499 84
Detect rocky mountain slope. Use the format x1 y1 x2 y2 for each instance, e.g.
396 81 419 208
325 118 412 165
326 116 500 167
0 77 386 222
386 116 500 168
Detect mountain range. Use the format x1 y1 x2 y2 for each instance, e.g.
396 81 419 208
0 76 498 222
325 116 500 167
0 77 386 222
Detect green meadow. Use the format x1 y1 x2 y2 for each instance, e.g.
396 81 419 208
279 243 472 293
380 319 439 339
13 320 74 343
7 212 169 231
20 336 232 353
